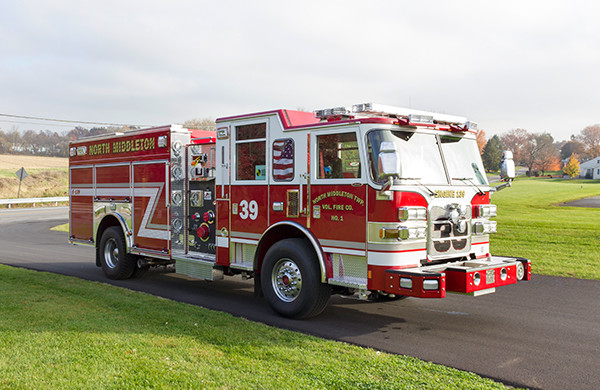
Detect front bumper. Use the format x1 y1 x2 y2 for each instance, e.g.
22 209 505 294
384 256 531 298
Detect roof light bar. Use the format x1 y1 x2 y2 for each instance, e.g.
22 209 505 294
408 114 434 125
353 103 468 125
315 102 469 126
314 106 352 119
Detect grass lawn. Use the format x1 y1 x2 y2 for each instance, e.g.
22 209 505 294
0 265 513 390
491 178 600 280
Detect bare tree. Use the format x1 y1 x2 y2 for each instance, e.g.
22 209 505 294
500 128 530 166
560 139 586 160
522 132 557 175
577 124 600 160
183 117 216 131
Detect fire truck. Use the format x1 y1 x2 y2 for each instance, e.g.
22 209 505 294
69 103 531 319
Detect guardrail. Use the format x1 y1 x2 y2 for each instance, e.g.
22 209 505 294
0 196 69 208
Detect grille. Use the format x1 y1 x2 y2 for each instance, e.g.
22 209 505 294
428 204 471 258
287 190 299 217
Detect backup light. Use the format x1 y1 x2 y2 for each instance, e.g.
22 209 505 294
423 279 439 290
473 272 481 286
400 277 413 289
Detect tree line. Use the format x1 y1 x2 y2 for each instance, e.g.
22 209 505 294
0 126 138 157
479 124 600 177
0 118 216 158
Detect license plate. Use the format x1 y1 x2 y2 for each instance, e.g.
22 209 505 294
486 269 495 284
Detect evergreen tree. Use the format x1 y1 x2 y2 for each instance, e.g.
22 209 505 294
482 135 503 172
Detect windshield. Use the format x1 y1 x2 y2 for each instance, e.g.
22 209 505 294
367 130 446 184
440 135 488 185
367 130 488 186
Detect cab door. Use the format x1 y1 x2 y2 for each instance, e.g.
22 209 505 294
310 129 367 245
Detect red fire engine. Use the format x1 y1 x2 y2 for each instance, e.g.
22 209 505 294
69 103 531 318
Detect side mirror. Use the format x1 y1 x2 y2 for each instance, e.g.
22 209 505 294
500 150 515 181
377 141 400 180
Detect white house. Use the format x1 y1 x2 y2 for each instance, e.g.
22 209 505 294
579 156 600 179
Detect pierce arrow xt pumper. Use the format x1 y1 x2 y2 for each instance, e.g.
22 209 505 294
69 103 531 318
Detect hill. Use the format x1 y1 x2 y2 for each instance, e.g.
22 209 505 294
0 154 68 199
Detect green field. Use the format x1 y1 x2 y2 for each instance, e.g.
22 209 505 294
0 265 512 390
491 178 600 280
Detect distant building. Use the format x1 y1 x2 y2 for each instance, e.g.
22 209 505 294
579 156 600 179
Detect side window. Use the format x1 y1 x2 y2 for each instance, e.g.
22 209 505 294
235 123 266 181
272 138 294 181
317 132 361 179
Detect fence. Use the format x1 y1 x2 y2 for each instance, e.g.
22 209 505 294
0 196 69 208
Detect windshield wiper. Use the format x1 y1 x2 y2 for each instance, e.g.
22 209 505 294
453 177 485 195
397 177 435 196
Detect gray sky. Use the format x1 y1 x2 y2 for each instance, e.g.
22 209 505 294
1 1 599 141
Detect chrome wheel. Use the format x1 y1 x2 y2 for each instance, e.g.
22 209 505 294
271 258 302 302
103 237 119 269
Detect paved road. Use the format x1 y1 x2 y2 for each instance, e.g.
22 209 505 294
561 196 600 208
1 207 599 390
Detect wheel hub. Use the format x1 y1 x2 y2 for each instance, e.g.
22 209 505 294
272 259 302 302
103 238 119 269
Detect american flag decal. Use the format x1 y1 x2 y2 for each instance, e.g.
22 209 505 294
273 139 294 180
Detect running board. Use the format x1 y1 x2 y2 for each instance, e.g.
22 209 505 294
174 253 222 281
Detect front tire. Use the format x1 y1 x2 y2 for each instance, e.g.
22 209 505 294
261 238 331 319
98 226 136 280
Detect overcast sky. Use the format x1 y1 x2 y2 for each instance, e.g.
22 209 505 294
1 1 599 141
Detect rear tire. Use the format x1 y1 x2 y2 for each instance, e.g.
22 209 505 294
261 238 330 319
98 226 136 280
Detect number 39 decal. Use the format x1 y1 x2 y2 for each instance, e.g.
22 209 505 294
239 200 258 220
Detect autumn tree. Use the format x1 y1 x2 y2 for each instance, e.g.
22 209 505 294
500 128 529 166
482 135 503 172
563 153 581 178
535 146 560 175
476 129 486 154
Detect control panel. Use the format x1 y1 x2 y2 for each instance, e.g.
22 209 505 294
187 143 216 254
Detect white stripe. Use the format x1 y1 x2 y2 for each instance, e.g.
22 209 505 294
133 186 169 240
230 237 259 245
367 250 425 267
322 246 366 257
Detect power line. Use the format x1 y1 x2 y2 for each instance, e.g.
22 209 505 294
0 119 77 128
0 113 154 127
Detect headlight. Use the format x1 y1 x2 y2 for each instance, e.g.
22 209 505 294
473 272 481 286
475 204 497 218
398 206 427 221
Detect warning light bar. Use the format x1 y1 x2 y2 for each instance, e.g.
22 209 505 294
314 102 470 127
